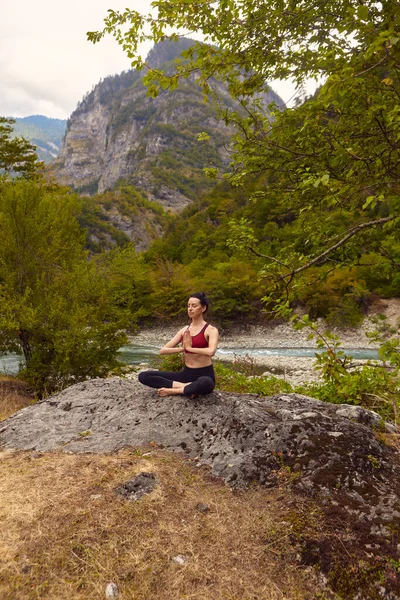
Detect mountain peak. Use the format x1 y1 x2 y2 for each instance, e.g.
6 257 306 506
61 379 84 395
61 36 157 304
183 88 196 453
146 38 197 70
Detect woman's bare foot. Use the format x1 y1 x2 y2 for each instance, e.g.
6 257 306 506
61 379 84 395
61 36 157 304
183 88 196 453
157 387 185 397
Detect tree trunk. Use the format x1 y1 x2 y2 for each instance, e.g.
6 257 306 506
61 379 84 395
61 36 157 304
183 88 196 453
18 330 32 365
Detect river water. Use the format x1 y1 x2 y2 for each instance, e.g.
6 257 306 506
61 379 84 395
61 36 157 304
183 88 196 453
0 345 380 376
119 345 380 363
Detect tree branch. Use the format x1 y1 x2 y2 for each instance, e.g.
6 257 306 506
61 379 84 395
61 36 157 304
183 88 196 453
248 246 288 267
341 54 388 82
264 216 398 282
289 216 397 276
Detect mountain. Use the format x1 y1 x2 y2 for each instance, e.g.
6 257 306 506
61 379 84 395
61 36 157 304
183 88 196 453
49 39 284 211
11 115 66 163
78 185 171 253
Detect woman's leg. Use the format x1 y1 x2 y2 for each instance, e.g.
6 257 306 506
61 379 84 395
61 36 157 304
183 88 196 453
138 370 188 389
140 365 215 398
183 376 215 396
158 375 215 398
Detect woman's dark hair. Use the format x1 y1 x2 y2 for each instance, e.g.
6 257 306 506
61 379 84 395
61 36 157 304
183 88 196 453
189 292 209 312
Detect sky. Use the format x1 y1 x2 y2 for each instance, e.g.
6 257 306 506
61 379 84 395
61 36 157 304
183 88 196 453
1 0 308 121
0 0 154 119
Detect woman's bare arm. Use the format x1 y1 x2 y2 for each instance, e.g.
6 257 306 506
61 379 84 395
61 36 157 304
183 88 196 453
159 328 186 355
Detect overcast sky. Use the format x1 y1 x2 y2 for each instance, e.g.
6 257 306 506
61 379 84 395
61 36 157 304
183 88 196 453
0 0 155 119
1 0 306 121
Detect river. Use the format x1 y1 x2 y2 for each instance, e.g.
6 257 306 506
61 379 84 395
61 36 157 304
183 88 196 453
0 345 380 376
119 345 379 363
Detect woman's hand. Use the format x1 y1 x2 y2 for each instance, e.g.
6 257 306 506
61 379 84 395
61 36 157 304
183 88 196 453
183 329 192 351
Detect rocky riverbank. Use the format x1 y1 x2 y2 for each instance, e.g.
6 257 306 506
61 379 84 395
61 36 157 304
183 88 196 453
130 320 379 387
132 318 377 349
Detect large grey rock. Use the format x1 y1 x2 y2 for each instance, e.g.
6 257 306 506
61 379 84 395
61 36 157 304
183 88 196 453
0 377 399 552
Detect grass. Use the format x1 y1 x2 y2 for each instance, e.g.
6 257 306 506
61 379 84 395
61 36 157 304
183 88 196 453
0 376 34 421
0 449 321 600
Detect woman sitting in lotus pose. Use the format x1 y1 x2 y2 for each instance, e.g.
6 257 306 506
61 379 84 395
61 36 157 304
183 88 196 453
138 292 218 397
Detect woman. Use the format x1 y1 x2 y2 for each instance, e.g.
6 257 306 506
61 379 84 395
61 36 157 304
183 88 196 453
138 292 219 397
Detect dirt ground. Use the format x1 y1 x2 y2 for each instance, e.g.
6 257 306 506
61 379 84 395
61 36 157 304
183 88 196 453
0 448 328 600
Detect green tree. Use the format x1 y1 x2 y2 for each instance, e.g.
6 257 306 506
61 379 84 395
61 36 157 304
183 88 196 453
0 117 43 178
148 259 195 320
0 181 130 395
100 243 154 322
89 1 400 421
88 0 400 301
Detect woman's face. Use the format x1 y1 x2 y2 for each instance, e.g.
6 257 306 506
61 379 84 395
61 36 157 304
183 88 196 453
187 297 205 319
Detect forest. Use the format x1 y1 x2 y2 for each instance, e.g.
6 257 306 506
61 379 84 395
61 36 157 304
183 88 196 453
86 0 400 321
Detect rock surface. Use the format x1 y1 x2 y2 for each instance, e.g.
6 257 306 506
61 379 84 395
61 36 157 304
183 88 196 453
0 376 399 560
115 472 158 501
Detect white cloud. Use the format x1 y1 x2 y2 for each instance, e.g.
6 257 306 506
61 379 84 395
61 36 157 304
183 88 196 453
0 0 317 119
0 0 153 118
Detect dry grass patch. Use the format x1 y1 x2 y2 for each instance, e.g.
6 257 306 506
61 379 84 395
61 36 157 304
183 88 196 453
0 448 321 600
375 430 400 451
0 376 34 421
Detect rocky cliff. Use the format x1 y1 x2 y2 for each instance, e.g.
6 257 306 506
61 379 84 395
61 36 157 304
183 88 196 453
49 40 283 211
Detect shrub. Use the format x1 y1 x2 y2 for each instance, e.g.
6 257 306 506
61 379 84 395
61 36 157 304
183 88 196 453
214 362 293 395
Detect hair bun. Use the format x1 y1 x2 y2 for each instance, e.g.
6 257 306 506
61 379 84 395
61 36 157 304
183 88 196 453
189 292 210 312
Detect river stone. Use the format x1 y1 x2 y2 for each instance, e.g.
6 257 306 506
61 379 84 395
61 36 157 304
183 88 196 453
0 377 399 557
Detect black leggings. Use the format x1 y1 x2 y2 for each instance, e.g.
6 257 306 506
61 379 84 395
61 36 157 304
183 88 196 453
138 364 215 396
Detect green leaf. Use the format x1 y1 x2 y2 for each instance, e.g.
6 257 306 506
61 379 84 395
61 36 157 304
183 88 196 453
357 5 368 20
321 173 330 185
203 167 218 179
197 132 210 141
362 196 376 209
